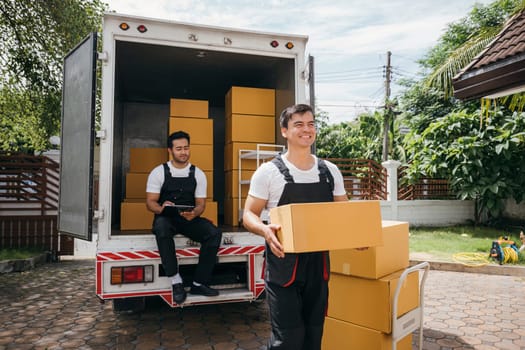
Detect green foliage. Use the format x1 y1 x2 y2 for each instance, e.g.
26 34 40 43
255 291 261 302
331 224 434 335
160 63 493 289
316 107 409 162
404 110 525 223
398 83 461 135
0 0 106 152
316 112 384 160
426 34 499 98
399 1 523 131
420 0 520 70
0 0 106 90
0 88 56 152
0 248 46 261
396 0 525 225
422 0 525 100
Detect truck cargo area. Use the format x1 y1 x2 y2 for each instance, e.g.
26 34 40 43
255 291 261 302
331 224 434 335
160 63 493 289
111 40 296 234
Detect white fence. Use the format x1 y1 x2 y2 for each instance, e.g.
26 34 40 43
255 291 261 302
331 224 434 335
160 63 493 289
380 200 474 227
380 160 475 226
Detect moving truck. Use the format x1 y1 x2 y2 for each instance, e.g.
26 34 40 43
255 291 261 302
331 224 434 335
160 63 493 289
59 13 313 311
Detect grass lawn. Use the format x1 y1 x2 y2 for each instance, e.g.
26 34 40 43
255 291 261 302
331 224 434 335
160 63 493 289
409 225 525 265
0 248 46 261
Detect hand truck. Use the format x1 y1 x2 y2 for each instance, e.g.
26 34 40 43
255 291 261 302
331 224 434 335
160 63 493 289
391 261 430 350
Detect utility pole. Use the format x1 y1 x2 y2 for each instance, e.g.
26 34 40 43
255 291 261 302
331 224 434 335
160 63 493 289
382 51 392 162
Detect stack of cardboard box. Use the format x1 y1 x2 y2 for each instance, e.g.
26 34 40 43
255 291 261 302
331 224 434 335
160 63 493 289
119 98 219 231
269 201 418 348
169 98 217 225
121 148 168 230
322 220 417 350
223 86 276 226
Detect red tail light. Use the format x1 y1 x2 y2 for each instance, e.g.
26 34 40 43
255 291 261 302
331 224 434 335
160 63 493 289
111 265 154 284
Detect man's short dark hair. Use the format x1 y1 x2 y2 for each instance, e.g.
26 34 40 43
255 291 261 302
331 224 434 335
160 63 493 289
279 104 314 128
167 130 190 148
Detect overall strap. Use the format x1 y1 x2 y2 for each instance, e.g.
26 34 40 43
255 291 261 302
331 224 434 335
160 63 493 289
317 159 334 192
271 153 294 183
162 162 171 178
189 164 195 178
159 162 171 194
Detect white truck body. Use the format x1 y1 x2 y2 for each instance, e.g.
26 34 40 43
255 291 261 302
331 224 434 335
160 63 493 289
59 12 312 309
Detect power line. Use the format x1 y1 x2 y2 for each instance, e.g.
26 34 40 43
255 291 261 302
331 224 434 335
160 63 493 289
316 70 383 82
391 53 420 64
369 85 385 99
316 66 382 76
317 72 383 80
316 76 383 83
391 67 419 79
393 66 418 74
319 103 381 108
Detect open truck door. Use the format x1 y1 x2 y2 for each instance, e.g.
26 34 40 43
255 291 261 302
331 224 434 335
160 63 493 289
58 33 98 241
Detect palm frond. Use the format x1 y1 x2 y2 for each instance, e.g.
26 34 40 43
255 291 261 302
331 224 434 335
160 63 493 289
513 0 525 15
425 33 497 98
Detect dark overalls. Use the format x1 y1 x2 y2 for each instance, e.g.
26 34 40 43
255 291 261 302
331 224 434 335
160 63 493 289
152 163 222 284
266 154 334 350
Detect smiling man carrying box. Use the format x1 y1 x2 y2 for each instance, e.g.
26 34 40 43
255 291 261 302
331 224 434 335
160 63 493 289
243 104 382 350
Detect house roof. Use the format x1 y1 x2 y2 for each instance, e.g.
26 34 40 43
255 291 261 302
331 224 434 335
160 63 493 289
453 10 525 100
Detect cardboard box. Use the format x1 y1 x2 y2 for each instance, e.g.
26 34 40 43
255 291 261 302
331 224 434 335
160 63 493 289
269 201 383 253
224 197 246 226
204 171 213 199
322 317 412 350
129 148 168 173
125 173 149 199
225 142 258 171
225 170 254 198
169 117 213 145
169 144 213 171
120 202 154 230
327 269 420 333
190 144 213 171
225 142 283 170
202 201 218 225
330 220 409 279
169 98 208 118
226 114 275 144
225 86 275 116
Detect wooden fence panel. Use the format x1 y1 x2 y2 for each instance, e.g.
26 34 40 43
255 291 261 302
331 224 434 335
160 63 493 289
0 216 73 255
0 153 73 255
398 166 454 200
0 152 59 214
323 158 387 200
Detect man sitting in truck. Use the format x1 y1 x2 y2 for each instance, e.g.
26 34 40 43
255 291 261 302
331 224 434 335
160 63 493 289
146 130 222 304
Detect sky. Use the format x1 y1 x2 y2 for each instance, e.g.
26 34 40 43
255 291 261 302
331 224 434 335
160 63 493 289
104 0 493 123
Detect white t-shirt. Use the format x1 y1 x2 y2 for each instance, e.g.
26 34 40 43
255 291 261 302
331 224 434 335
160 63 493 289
146 162 207 198
248 154 346 209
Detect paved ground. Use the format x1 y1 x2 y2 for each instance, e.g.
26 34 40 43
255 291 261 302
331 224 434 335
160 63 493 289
0 260 524 350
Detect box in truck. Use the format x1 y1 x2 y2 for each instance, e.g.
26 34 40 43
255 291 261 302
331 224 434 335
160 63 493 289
58 13 314 310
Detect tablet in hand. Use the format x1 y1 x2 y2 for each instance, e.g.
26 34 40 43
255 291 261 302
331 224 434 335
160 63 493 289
161 204 194 216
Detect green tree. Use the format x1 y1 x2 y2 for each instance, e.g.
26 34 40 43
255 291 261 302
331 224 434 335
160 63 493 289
0 0 106 152
0 88 50 152
316 111 408 162
398 79 472 135
423 0 523 98
405 110 525 223
399 0 522 136
397 0 525 224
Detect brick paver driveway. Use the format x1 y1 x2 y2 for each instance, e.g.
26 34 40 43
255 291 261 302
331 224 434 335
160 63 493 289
0 260 524 349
